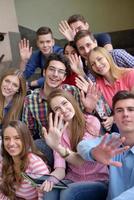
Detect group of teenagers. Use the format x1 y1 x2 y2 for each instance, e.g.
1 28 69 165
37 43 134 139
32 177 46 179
0 14 134 200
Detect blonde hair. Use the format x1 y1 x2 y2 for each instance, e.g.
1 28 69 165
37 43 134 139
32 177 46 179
0 69 26 127
88 47 130 80
47 89 85 151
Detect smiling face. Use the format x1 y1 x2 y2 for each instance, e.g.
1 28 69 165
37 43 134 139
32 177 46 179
3 126 23 160
37 33 55 56
89 51 111 76
114 99 134 135
64 45 77 58
44 60 67 88
1 75 20 100
50 96 75 122
76 35 97 60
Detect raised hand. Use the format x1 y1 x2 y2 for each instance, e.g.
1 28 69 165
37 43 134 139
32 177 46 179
69 54 85 76
92 134 129 167
19 38 32 62
59 20 75 41
75 75 90 93
42 112 68 150
80 82 100 113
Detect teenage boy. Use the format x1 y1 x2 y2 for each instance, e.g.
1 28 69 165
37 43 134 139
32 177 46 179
22 53 109 168
22 53 83 140
77 90 134 200
74 30 134 80
19 27 63 87
59 14 113 51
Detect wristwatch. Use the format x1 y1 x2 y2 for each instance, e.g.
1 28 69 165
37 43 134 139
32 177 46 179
61 148 71 158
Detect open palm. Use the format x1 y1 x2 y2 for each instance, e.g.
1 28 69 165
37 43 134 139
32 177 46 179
43 112 68 150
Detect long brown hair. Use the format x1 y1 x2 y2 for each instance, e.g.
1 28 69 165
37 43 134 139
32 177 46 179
47 89 85 151
88 47 130 80
0 120 47 200
0 69 26 127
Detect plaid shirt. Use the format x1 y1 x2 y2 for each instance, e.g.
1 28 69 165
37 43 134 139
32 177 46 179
111 49 134 67
22 84 83 138
22 83 111 139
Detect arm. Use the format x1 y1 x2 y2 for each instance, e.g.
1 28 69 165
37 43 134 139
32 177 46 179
23 50 42 79
29 77 45 88
113 186 134 200
104 43 113 51
50 167 65 181
54 144 85 166
84 114 101 137
19 38 32 71
111 49 134 67
77 134 129 167
95 32 113 51
43 113 85 166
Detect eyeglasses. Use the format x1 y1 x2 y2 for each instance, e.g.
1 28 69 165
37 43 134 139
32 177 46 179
48 66 66 76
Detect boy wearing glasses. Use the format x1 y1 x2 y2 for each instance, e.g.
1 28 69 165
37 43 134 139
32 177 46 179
22 53 84 168
22 53 82 140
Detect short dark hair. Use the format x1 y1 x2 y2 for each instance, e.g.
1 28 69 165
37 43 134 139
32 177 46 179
36 26 53 39
44 53 71 76
74 30 95 45
112 90 134 110
68 14 86 25
63 41 78 54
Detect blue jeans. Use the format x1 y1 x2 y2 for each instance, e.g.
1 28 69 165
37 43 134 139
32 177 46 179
34 139 54 169
43 181 108 200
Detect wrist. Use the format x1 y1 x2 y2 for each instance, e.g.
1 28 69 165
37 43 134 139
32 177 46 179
57 145 71 158
91 148 98 161
84 109 95 115
21 58 29 63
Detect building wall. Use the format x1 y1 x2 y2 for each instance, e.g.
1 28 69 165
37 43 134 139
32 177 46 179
0 0 20 67
15 0 134 39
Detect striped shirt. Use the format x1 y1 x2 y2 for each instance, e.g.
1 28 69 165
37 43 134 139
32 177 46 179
0 153 49 200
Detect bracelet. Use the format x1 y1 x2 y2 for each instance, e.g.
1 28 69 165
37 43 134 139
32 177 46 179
61 148 71 158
